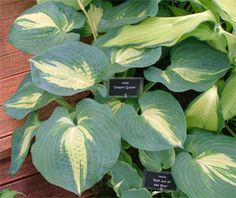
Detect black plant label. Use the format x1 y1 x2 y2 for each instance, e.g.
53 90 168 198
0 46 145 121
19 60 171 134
108 77 143 97
144 170 177 191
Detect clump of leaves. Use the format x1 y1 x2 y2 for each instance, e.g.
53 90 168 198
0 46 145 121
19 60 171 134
4 0 236 197
0 188 24 198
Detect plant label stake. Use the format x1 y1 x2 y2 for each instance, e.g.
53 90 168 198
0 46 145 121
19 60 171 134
144 170 177 191
108 77 143 97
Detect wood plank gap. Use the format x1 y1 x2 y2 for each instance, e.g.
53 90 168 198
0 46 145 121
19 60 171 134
0 172 39 187
0 48 19 58
0 70 29 81
0 132 12 139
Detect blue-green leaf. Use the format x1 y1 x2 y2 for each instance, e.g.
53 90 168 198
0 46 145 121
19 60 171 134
9 2 85 55
102 47 162 73
3 74 55 120
101 0 161 29
139 149 175 172
172 129 236 198
116 90 186 151
31 99 121 195
9 113 40 175
145 39 230 92
30 42 109 96
110 161 143 197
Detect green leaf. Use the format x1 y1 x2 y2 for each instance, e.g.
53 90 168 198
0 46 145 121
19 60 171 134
200 0 236 30
102 47 162 73
139 149 175 172
119 150 132 165
9 2 85 55
101 0 161 29
9 113 40 175
172 191 189 198
221 73 236 120
30 42 109 96
172 129 236 198
0 188 23 198
121 188 152 198
183 23 227 53
116 90 186 151
110 161 142 197
144 39 230 92
95 10 216 48
3 74 55 120
31 99 120 195
167 5 190 16
185 85 224 132
37 0 92 10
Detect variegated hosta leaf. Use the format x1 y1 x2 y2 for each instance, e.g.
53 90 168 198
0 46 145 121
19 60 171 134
102 47 162 73
145 39 230 92
3 74 55 120
95 10 216 48
31 99 121 195
9 2 85 55
221 73 236 120
116 90 186 151
184 23 227 53
199 0 236 30
87 0 112 34
37 0 92 10
30 42 109 96
172 129 236 198
9 113 40 175
121 188 152 198
185 85 224 132
101 0 161 29
110 161 143 197
139 149 175 172
217 25 236 64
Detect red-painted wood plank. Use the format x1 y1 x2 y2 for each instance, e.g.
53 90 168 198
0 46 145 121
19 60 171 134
0 173 94 198
0 0 35 20
0 35 19 56
0 0 32 6
0 17 15 42
0 107 26 138
0 72 28 105
0 51 31 79
0 135 11 159
0 155 37 186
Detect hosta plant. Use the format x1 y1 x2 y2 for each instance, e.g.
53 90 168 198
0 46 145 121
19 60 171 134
4 0 236 197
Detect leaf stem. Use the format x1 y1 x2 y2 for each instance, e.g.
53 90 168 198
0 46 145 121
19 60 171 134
55 98 74 111
143 82 156 92
77 0 97 40
225 124 236 137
